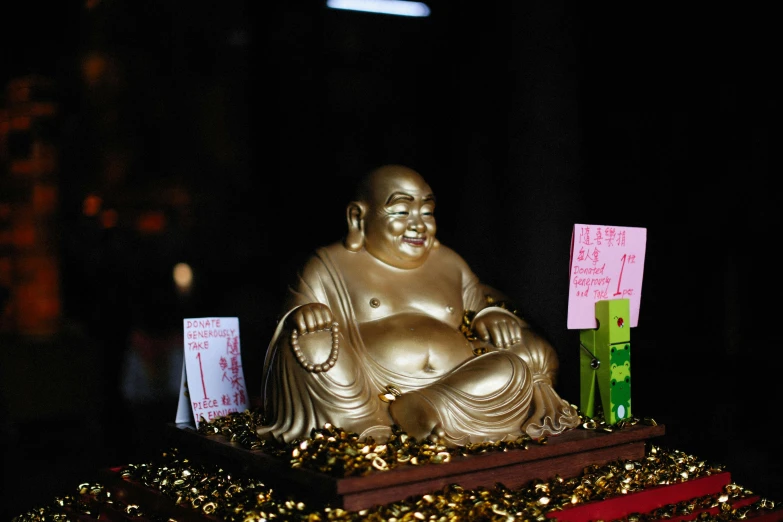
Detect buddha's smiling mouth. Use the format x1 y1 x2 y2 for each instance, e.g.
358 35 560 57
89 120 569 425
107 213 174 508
402 236 426 246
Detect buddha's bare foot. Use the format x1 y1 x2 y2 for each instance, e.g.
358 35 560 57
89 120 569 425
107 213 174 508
255 426 278 443
388 391 441 442
427 423 446 444
359 424 393 443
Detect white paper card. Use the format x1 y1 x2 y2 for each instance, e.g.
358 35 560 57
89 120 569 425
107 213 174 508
175 317 248 428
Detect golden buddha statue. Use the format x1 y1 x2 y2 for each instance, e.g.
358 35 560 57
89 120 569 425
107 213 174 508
258 165 580 446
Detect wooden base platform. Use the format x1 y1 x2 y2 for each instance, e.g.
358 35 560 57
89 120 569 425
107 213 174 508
162 422 666 511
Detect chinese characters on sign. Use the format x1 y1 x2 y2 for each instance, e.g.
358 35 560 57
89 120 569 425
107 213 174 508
175 317 247 428
567 224 647 330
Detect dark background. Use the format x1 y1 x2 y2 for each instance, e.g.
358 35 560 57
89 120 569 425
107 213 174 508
2 1 781 518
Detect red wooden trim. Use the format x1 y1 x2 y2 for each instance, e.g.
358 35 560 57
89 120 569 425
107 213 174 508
738 510 783 522
546 472 731 522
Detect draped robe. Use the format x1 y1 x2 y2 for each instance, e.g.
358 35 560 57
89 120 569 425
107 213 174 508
258 243 579 445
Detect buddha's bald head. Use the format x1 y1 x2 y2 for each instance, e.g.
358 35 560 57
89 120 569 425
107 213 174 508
355 164 433 203
346 164 438 268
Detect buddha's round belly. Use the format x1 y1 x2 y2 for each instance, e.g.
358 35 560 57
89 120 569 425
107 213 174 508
359 313 474 377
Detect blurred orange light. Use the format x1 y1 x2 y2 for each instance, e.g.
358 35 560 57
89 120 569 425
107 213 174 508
173 262 193 293
13 224 36 247
136 211 166 235
11 115 31 131
33 185 58 214
81 53 108 87
101 209 118 229
83 194 102 216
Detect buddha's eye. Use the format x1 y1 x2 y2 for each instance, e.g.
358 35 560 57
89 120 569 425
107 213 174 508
387 205 410 216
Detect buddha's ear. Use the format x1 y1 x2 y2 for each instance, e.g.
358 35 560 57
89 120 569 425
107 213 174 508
344 201 365 252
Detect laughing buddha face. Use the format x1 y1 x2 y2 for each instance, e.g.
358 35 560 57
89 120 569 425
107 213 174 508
356 165 437 270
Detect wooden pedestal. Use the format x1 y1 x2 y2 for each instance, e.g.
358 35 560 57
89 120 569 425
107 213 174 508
162 422 665 511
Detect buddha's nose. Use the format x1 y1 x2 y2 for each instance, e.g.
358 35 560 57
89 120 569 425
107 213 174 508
408 219 425 232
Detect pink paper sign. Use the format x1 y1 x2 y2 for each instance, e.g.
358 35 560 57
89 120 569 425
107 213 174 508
567 224 647 329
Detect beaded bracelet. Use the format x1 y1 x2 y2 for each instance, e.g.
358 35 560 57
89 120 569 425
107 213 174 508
290 322 340 373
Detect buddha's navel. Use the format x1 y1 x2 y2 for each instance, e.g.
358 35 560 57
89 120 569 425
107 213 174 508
359 312 474 377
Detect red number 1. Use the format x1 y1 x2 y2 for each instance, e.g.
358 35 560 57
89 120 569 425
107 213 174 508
196 352 209 399
613 254 626 296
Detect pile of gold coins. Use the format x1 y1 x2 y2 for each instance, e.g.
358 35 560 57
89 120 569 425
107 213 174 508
196 410 541 476
13 411 781 521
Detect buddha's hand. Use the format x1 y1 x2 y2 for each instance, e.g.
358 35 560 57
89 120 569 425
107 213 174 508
289 303 335 335
472 309 524 349
287 303 340 373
